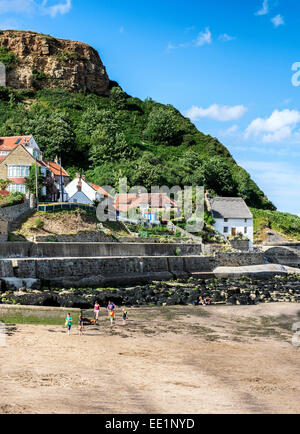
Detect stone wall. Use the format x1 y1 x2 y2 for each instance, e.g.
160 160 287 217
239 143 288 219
0 242 203 258
0 252 264 288
0 201 30 228
28 231 116 243
264 246 300 268
0 220 8 242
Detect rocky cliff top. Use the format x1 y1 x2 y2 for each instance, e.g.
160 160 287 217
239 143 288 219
0 30 111 95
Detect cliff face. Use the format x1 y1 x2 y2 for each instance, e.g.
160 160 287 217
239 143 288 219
0 30 111 95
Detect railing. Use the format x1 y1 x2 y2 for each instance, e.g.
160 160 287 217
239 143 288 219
38 202 96 212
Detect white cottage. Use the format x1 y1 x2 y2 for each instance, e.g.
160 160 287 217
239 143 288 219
206 195 253 245
65 174 111 205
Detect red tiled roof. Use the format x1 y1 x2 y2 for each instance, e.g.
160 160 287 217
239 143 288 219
0 136 32 151
0 190 9 197
115 193 178 212
44 161 69 177
88 182 112 198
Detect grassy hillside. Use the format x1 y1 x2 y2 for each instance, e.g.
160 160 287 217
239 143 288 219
251 208 300 242
0 85 275 210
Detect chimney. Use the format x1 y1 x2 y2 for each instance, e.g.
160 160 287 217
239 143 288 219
77 177 82 192
75 172 80 179
205 190 211 212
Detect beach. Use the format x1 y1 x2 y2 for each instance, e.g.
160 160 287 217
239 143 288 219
0 303 299 414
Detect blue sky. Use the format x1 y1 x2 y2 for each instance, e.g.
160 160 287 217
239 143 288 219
1 0 300 214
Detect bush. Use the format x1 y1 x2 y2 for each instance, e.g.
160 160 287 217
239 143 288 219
34 218 44 229
0 192 24 208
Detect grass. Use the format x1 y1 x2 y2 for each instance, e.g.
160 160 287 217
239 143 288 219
0 308 80 326
251 208 300 242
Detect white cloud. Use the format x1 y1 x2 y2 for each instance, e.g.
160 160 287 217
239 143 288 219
195 27 212 46
167 27 212 51
219 33 236 42
185 104 247 122
0 0 34 14
271 14 285 27
0 0 72 18
219 125 239 136
245 109 300 142
42 0 72 17
255 0 269 16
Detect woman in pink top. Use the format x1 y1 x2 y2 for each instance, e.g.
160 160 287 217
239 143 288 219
94 301 100 321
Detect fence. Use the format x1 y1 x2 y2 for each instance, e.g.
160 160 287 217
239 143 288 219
38 202 96 213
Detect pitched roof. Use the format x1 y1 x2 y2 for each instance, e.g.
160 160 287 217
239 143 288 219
44 161 69 177
209 197 253 219
87 181 112 198
115 193 178 212
0 136 32 151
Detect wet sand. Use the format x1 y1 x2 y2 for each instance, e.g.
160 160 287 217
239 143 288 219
0 303 299 414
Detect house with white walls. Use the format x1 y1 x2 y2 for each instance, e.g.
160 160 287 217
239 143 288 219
206 194 253 246
65 174 112 205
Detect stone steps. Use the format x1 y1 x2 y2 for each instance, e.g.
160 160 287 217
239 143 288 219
9 208 35 232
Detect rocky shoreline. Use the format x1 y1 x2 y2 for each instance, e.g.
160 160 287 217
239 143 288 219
1 275 300 309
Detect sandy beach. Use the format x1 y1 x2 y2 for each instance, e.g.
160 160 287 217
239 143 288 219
0 303 299 414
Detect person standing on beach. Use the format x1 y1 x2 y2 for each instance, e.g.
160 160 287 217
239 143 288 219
65 313 73 335
109 309 115 326
107 301 116 313
122 308 128 326
94 301 100 322
78 315 84 336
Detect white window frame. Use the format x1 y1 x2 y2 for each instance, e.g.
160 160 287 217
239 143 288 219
8 165 30 178
8 184 26 194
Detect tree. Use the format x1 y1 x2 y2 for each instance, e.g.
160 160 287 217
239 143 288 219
25 111 75 161
202 157 237 196
110 86 127 110
89 126 134 167
144 106 181 145
132 153 166 190
25 164 45 199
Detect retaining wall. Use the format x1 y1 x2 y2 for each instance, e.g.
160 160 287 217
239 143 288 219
0 242 203 258
0 201 29 223
0 252 264 287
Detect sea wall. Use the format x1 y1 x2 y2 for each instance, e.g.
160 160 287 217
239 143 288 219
0 242 203 258
0 252 264 288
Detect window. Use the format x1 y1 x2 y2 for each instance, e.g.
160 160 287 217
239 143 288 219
8 184 26 194
245 219 247 223
0 151 9 156
244 227 248 234
8 165 30 178
224 218 228 222
224 227 229 233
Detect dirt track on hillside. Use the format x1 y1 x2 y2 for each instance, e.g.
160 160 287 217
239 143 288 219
0 304 299 414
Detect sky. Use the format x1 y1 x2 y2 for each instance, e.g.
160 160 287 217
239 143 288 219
0 0 300 214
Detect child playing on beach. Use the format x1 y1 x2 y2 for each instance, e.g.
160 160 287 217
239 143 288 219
78 315 84 336
65 313 73 335
122 308 128 325
94 301 100 322
107 301 116 312
109 309 115 326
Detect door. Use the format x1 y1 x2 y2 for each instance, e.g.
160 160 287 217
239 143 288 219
231 227 236 236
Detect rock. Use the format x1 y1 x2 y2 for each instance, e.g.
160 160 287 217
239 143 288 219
0 30 110 96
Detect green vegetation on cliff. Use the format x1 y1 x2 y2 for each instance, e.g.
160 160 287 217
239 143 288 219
251 208 300 242
0 85 275 210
